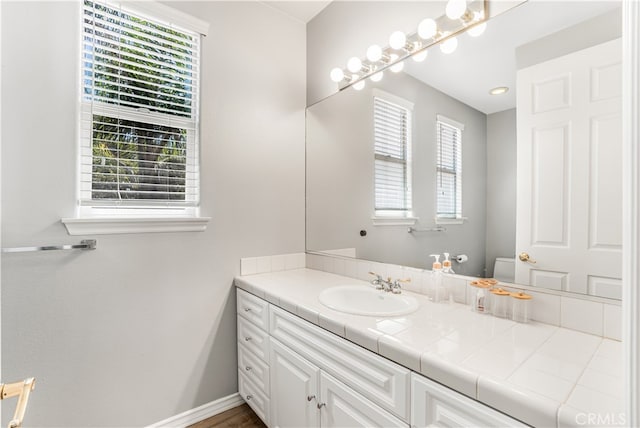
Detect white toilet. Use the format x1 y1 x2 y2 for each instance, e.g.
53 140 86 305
493 257 515 283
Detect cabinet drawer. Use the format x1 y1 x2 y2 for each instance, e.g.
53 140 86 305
411 373 528 428
238 316 270 362
238 371 270 426
269 306 410 422
238 343 270 396
237 288 269 331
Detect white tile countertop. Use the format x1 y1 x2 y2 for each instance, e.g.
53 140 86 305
234 268 625 428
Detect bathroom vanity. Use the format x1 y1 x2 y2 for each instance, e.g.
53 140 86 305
235 268 623 428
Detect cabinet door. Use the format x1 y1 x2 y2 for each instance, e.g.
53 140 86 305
411 373 527 427
320 372 409 428
270 339 321 428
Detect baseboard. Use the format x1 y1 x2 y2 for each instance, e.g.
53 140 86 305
147 392 244 428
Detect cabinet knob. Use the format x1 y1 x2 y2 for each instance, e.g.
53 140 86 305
245 336 252 341
307 395 316 402
246 395 253 401
244 307 251 312
317 403 326 409
245 366 252 371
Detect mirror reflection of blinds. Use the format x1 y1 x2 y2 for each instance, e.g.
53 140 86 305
80 0 200 207
437 119 462 218
374 97 411 212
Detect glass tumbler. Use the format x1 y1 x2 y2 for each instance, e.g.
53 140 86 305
490 288 511 318
511 292 532 323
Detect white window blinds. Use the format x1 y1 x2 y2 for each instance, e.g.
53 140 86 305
436 116 463 219
374 96 412 213
80 0 201 208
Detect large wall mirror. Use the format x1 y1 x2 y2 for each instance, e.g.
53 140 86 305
306 0 622 300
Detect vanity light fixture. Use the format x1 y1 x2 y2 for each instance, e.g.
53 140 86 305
445 0 467 20
417 18 438 40
439 35 458 54
370 71 384 82
489 86 509 95
366 44 384 62
412 49 429 62
347 57 363 73
467 21 487 37
329 0 487 90
389 31 408 50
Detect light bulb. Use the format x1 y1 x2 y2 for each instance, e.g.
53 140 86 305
353 80 365 91
370 71 383 82
445 0 467 20
467 22 487 37
389 31 406 50
347 57 362 73
366 44 383 62
389 54 404 73
417 18 437 39
440 36 458 54
412 50 428 62
330 67 345 83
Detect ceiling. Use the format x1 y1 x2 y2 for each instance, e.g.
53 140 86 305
264 1 332 23
404 0 621 114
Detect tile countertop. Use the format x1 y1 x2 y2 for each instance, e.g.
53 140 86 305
234 268 625 428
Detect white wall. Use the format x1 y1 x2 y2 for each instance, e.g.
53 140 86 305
0 1 305 426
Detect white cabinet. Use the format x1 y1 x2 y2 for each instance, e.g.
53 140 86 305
236 289 271 425
270 336 408 428
237 287 528 428
270 338 321 428
320 371 408 428
269 304 410 420
411 373 528 428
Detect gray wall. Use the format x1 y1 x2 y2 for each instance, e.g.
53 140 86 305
1 2 305 426
307 73 487 276
485 109 517 277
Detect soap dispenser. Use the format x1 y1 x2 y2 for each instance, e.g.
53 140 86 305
429 254 446 303
443 253 455 274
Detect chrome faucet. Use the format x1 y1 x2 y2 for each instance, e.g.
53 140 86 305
369 272 410 294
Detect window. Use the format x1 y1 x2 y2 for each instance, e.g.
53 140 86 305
373 92 413 217
80 0 201 215
436 115 464 222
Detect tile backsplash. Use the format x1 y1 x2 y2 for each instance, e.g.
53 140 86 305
239 252 622 341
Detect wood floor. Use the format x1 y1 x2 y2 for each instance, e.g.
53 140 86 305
188 404 266 428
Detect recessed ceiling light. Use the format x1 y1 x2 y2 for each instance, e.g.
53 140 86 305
489 86 509 95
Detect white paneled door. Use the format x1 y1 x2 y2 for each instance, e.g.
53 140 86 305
516 38 622 298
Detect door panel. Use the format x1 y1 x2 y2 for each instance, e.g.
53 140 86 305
516 38 622 298
320 372 408 428
270 339 320 428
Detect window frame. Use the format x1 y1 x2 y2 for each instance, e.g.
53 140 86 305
371 89 416 224
435 114 465 224
63 0 210 235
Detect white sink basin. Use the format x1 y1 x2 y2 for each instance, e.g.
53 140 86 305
318 285 419 317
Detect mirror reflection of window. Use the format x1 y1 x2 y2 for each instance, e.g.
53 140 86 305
373 91 414 218
436 115 464 222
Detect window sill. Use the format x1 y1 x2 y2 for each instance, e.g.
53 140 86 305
61 216 211 235
371 216 418 226
435 217 467 225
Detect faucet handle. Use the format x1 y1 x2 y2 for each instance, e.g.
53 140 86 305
369 271 384 289
391 278 410 294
